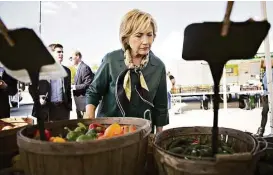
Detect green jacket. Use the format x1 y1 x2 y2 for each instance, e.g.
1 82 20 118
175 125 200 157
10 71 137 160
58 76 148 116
86 49 169 127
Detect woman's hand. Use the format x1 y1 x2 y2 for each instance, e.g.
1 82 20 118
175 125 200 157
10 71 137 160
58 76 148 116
85 104 96 119
0 80 7 89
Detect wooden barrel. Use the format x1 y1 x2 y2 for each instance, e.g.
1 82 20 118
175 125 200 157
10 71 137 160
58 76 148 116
0 118 33 170
0 127 22 170
0 167 25 175
153 126 263 175
145 134 158 175
17 117 151 175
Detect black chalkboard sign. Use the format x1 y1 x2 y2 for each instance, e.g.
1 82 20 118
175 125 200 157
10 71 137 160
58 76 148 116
0 28 62 141
182 20 271 156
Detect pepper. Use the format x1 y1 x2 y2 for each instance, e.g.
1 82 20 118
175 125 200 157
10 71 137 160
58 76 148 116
34 129 51 141
76 134 96 142
50 137 66 143
86 129 97 138
167 138 192 150
74 122 87 133
89 123 103 129
64 127 81 141
169 147 184 154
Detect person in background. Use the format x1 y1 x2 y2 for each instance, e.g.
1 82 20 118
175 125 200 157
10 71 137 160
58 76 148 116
256 68 271 137
29 44 72 121
169 74 176 88
85 9 169 133
167 74 172 110
0 70 18 118
71 50 94 119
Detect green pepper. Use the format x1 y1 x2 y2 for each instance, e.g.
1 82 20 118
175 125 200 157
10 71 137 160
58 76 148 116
76 135 96 142
77 122 87 130
86 129 97 137
168 147 184 154
191 149 198 156
74 127 85 133
222 145 234 154
73 122 87 133
64 127 82 141
167 138 193 150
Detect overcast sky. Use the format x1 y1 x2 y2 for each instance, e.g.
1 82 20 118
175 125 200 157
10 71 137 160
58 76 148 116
1 1 273 68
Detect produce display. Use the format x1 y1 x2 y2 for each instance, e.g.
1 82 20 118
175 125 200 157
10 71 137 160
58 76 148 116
33 122 137 142
0 117 33 131
166 136 235 158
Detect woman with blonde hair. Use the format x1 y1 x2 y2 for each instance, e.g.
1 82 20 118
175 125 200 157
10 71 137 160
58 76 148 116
85 9 169 132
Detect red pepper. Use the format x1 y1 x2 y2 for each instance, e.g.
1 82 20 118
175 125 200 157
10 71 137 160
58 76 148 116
89 123 104 130
192 139 199 144
34 129 51 141
89 123 98 130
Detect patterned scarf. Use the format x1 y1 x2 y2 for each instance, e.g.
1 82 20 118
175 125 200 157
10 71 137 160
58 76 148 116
115 49 154 117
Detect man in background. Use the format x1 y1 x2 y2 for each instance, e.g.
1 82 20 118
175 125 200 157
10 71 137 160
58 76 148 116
0 70 18 118
71 51 94 119
256 68 271 137
30 44 72 121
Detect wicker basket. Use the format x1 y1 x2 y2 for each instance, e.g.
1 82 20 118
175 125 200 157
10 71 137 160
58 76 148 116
145 134 158 175
153 126 266 175
17 117 151 175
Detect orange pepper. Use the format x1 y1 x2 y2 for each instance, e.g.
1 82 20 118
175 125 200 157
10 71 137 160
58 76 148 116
104 123 122 137
49 136 66 143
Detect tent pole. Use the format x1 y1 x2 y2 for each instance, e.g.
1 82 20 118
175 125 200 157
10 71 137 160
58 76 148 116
261 1 273 134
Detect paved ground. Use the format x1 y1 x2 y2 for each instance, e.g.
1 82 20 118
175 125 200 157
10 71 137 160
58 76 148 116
11 87 273 136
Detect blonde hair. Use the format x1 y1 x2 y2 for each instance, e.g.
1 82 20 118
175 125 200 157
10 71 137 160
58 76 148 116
119 9 157 51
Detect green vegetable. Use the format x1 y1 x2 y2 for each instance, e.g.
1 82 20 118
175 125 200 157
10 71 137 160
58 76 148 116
77 122 87 130
64 127 82 141
222 145 234 154
74 127 85 133
165 137 235 158
76 135 96 142
86 129 97 138
167 138 194 150
169 147 185 154
74 122 87 133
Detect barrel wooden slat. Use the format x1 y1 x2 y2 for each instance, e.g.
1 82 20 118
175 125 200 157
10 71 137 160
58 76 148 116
82 151 110 175
17 117 151 175
153 126 260 175
18 148 30 174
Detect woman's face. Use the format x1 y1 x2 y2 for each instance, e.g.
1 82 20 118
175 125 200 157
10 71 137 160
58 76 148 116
128 25 154 57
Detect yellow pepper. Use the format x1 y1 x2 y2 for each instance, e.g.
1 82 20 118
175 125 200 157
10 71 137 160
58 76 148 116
49 136 66 143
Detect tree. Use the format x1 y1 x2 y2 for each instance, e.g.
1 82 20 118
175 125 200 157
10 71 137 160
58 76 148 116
91 64 99 73
69 66 76 85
